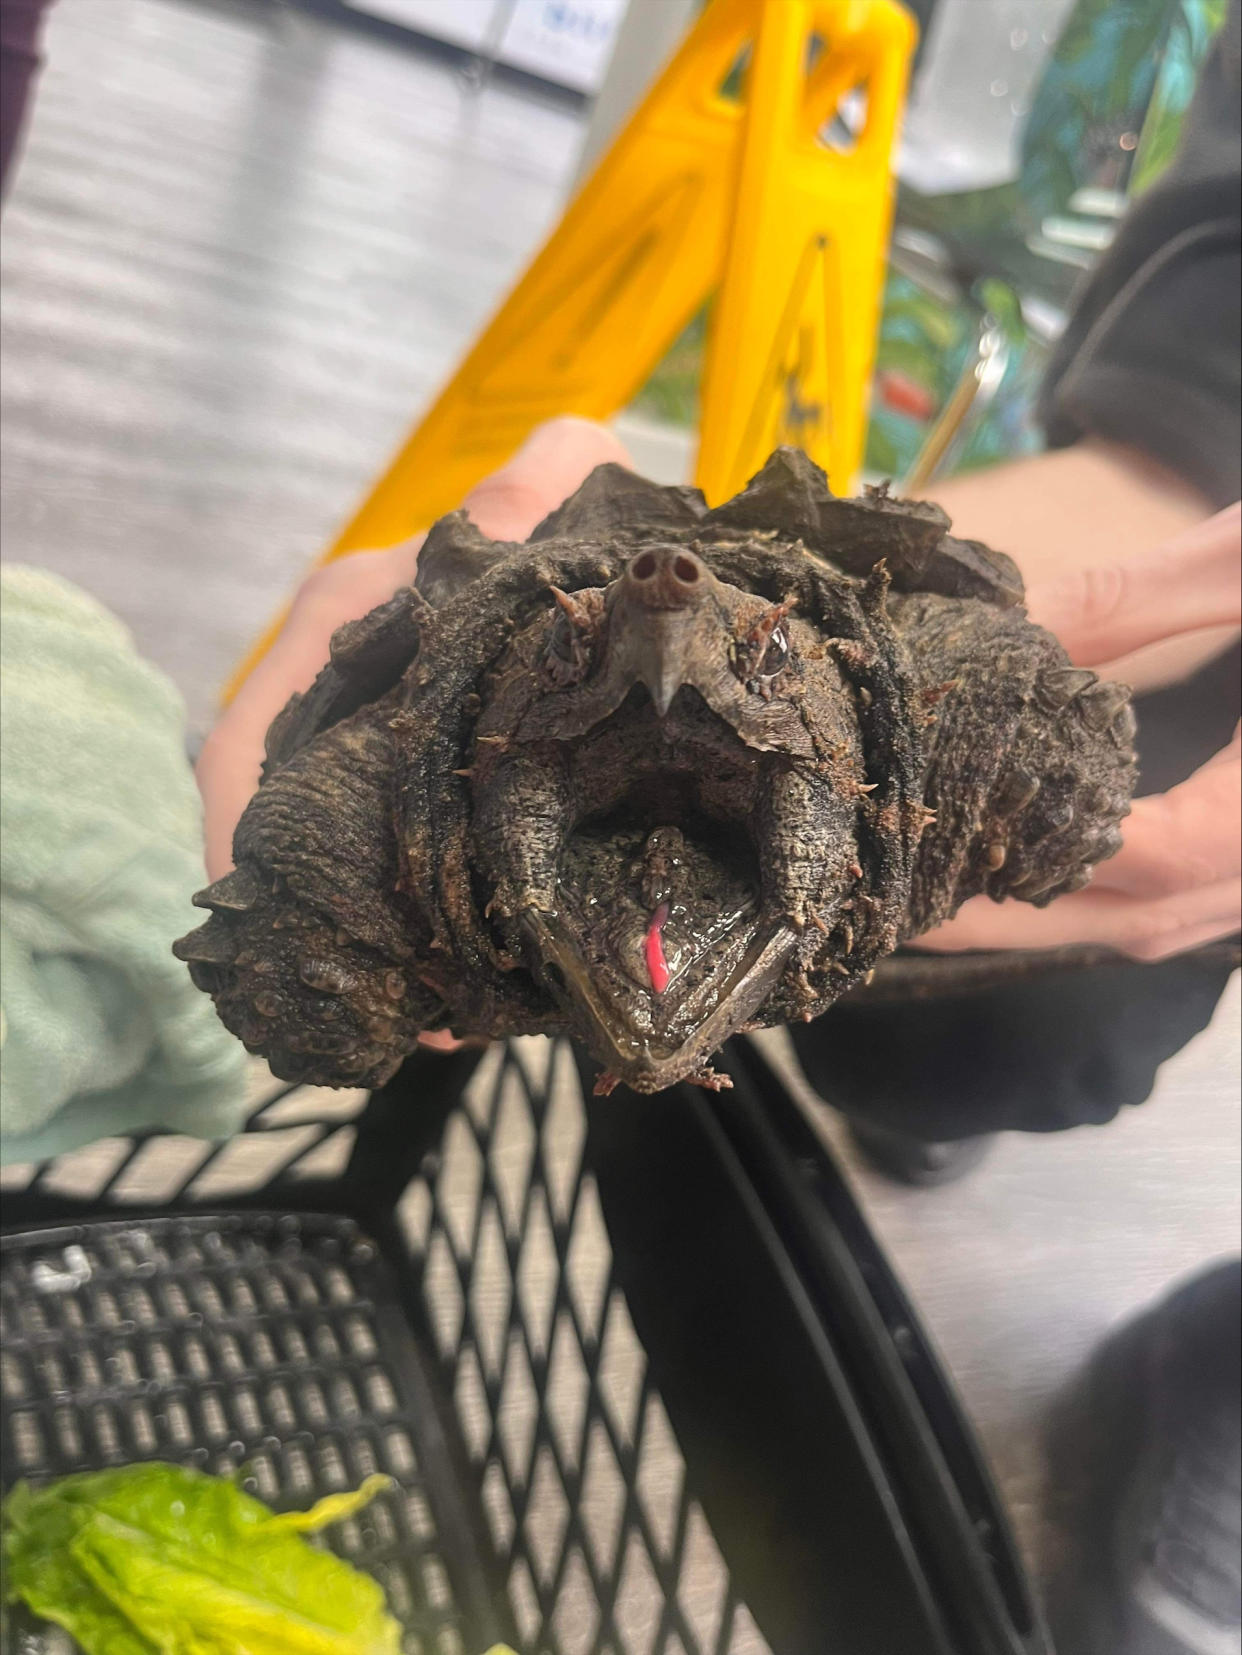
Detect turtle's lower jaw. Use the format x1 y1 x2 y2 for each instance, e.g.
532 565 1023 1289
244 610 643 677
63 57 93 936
519 907 798 1093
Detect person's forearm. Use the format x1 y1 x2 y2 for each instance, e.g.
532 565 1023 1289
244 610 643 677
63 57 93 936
925 439 1238 690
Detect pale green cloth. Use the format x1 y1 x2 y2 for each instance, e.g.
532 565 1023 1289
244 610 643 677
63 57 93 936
0 566 248 1164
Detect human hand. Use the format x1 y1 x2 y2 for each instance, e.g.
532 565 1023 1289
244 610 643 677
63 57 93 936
196 416 632 882
917 504 1241 963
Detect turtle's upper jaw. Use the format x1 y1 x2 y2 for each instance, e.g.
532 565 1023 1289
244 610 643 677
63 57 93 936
517 544 814 757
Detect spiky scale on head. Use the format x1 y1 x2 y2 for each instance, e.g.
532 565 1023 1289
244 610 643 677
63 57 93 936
175 447 1137 1093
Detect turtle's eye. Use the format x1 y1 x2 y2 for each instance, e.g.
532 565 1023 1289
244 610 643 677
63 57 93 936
733 604 793 696
545 604 592 688
756 624 789 682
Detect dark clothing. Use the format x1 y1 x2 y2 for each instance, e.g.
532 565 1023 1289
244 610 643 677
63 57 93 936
792 949 1232 1139
794 3 1241 1141
1040 0 1241 511
0 0 52 198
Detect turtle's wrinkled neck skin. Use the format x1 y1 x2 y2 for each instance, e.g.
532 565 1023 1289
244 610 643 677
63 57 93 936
176 448 1137 1094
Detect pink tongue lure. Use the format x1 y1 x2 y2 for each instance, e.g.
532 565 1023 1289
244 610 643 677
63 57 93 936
644 902 671 994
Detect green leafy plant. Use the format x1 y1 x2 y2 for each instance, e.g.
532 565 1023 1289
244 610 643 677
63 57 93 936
1131 0 1229 192
2 1463 402 1654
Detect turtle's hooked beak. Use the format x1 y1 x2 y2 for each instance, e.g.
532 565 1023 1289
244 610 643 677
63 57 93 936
515 544 814 758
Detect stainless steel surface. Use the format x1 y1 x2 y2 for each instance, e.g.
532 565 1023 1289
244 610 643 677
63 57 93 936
2 0 1237 1611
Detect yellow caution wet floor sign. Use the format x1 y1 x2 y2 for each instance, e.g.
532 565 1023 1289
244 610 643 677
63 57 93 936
227 0 914 698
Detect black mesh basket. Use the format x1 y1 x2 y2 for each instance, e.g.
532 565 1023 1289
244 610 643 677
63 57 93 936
1 1035 1051 1655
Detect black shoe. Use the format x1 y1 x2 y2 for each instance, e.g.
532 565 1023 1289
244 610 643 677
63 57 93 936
1051 1259 1241 1655
847 1119 996 1187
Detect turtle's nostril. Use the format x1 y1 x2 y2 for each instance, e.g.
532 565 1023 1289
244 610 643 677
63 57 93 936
622 545 708 610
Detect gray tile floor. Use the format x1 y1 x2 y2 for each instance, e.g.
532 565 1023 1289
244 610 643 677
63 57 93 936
1 0 586 734
2 0 1238 1623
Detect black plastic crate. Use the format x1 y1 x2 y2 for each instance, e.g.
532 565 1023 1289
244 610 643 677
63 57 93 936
1 1036 1051 1655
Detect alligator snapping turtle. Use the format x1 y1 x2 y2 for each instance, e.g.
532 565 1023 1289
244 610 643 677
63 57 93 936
176 448 1137 1094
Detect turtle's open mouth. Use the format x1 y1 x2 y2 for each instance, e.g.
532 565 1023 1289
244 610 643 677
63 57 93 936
511 687 801 1090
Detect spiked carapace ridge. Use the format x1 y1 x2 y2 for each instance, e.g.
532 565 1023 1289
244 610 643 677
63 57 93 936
176 448 1137 1093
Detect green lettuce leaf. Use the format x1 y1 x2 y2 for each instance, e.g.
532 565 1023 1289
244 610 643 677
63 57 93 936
2 1463 401 1655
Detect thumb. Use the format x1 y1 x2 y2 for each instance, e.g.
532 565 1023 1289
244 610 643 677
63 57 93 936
1025 502 1241 667
460 416 633 542
1088 724 1241 900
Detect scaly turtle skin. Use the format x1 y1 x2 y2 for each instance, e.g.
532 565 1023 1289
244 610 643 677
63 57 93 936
176 448 1137 1094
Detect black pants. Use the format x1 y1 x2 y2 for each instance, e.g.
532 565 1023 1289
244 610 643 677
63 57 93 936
790 643 1240 1141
